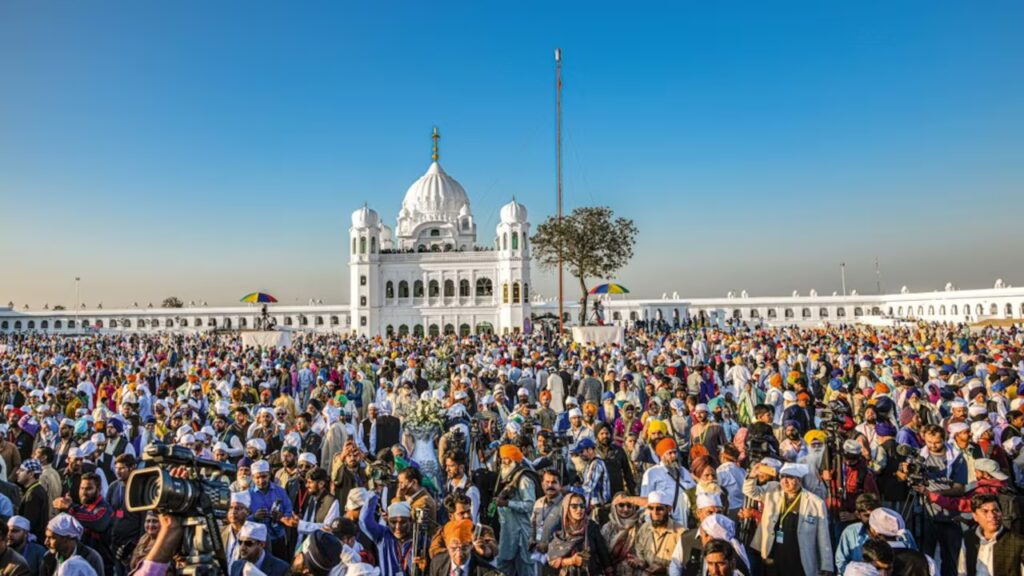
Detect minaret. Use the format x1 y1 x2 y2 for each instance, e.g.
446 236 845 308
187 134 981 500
349 203 380 336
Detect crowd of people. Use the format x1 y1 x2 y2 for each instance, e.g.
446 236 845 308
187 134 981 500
0 321 1022 576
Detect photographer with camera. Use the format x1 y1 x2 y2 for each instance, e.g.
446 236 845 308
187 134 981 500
896 424 965 576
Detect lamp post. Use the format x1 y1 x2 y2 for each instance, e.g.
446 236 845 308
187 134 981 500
75 277 81 326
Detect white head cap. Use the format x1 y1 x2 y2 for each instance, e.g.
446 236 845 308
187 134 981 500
298 452 317 466
867 507 906 538
346 487 368 511
647 490 673 507
239 521 268 543
231 491 252 509
251 460 271 474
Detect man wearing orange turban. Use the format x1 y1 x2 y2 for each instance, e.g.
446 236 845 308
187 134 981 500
498 444 523 463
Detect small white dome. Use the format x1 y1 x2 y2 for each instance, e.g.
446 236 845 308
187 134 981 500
380 224 394 241
351 205 379 228
500 198 528 224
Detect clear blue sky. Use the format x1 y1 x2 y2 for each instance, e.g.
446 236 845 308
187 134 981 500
2 1 1022 307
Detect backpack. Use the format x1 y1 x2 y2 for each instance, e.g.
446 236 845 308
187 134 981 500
995 487 1024 533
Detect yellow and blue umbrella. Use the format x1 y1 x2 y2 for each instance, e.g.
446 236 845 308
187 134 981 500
240 292 278 303
589 283 630 295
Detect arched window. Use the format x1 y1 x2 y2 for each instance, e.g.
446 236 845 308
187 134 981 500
398 324 409 336
386 281 394 299
503 283 509 304
428 280 440 297
733 309 743 319
502 233 508 250
330 316 339 325
123 319 132 328
750 309 760 319
93 320 101 328
54 320 62 329
14 321 22 330
68 320 76 329
284 317 293 326
428 324 439 337
898 307 904 316
523 283 529 302
928 306 935 315
386 325 394 336
208 318 217 327
444 323 455 335
917 306 924 316
167 319 175 327
41 320 49 329
871 307 881 315
887 307 893 316
299 315 308 326
476 278 493 297
459 323 471 337
0 321 7 330
315 316 324 326
475 322 494 335
352 238 357 254
854 307 863 317
1020 302 1024 317
939 305 946 315
398 281 409 298
1005 303 1013 317
819 308 829 318
801 308 811 318
459 279 470 297
767 309 777 318
414 280 424 298
990 303 998 315
837 307 846 318
359 237 366 254
613 312 621 320
370 237 377 253
413 324 424 337
513 282 521 304
511 232 519 250
444 280 455 297
27 320 35 330
522 235 527 250
630 311 638 321
784 309 793 319
976 304 984 316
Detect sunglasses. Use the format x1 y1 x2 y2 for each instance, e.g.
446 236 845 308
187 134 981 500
239 540 260 547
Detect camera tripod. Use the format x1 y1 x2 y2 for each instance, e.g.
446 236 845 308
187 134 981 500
178 513 230 576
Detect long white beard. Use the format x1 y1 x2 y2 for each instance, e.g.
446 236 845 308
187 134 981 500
500 462 516 480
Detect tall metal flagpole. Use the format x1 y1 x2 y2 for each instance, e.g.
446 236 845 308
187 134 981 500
556 48 564 335
840 262 847 296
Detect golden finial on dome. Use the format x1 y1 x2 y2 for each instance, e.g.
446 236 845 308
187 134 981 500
431 126 440 162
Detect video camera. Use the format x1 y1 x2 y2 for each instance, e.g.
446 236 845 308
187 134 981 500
817 400 851 430
895 444 931 487
126 443 234 518
125 443 235 576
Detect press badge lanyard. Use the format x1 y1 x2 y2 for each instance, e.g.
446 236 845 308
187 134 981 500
775 494 801 543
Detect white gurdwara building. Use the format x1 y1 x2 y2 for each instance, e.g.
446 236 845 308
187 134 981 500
347 131 531 337
4 132 1024 336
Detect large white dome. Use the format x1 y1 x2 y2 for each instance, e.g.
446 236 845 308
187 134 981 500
401 162 470 221
500 198 528 224
351 204 379 228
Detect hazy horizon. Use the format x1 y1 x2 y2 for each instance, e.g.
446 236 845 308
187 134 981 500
3 1 1023 309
